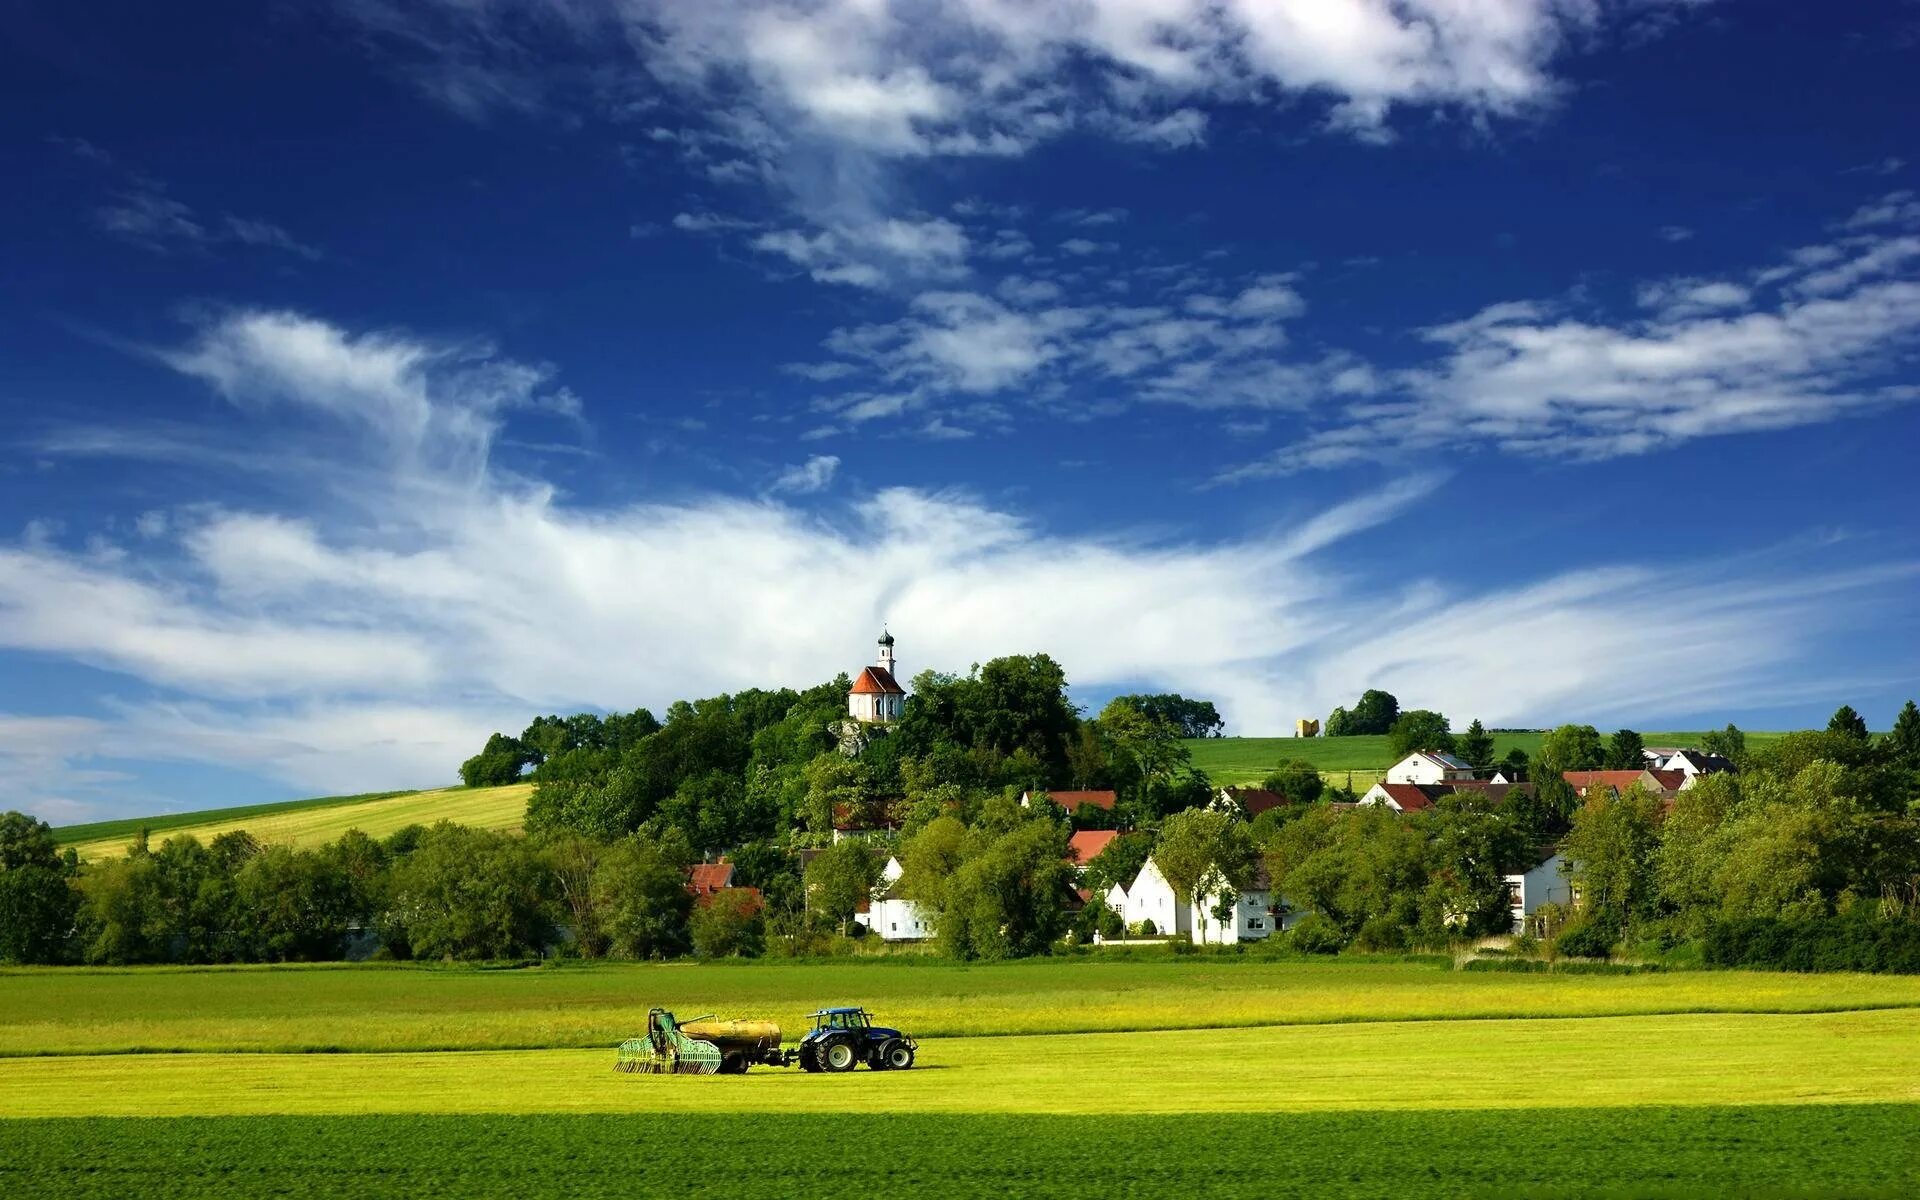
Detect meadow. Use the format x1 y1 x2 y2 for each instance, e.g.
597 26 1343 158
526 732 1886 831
59 784 532 861
4 957 1917 1197
1184 731 1784 785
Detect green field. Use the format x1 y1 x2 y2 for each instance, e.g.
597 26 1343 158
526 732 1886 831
1185 731 1785 785
60 784 531 861
4 958 1917 1196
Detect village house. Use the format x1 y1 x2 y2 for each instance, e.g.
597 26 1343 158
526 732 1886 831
1019 789 1119 818
1118 856 1189 937
1562 768 1688 798
1384 750 1477 785
1503 849 1573 934
1189 864 1278 944
1643 748 1735 778
1066 829 1117 871
1209 786 1290 819
1357 781 1443 812
856 857 932 942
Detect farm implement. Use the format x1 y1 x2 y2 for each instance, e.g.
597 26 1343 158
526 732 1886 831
617 1006 917 1075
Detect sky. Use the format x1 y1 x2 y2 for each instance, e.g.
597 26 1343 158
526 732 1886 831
2 0 1918 823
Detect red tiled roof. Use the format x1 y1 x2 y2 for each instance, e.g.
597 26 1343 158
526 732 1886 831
686 863 735 895
850 666 905 695
1224 786 1289 816
1067 829 1119 865
1042 789 1117 812
1564 769 1683 795
695 885 764 915
1376 782 1441 812
1646 769 1687 792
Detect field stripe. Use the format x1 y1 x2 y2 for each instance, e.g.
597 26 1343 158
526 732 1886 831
4 1010 1917 1118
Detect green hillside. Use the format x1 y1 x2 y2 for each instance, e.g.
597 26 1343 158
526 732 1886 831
60 785 533 862
1185 731 1785 786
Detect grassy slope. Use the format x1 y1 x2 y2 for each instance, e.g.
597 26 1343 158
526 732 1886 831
1187 731 1787 785
61 784 533 862
6 958 1920 1056
12 1109 1919 1200
51 790 418 844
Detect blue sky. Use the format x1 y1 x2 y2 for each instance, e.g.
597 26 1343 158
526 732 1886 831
3 0 1918 822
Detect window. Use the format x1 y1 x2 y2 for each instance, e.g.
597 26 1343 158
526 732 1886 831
1248 918 1265 931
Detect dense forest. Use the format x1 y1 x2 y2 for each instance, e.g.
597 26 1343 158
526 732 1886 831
3 659 1917 972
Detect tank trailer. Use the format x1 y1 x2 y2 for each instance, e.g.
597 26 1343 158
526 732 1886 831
617 1006 917 1075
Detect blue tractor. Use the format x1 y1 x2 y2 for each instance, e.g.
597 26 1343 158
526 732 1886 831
796 1006 917 1072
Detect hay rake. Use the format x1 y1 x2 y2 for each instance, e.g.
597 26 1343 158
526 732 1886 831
615 1008 724 1075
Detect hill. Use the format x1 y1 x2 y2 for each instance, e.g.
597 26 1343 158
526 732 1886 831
1184 731 1784 787
59 784 533 862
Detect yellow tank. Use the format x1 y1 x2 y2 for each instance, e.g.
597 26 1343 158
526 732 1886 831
678 1018 783 1053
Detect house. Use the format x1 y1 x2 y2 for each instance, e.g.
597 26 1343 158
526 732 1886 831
855 857 932 941
1384 751 1477 785
686 862 735 896
1646 748 1734 778
1189 864 1277 944
1357 781 1444 812
1066 829 1118 870
1562 769 1687 798
1020 789 1118 817
1503 850 1572 934
847 630 906 724
1118 856 1189 937
1211 786 1290 819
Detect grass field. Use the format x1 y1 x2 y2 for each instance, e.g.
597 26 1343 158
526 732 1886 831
12 1108 1919 1200
61 784 532 861
1185 731 1786 785
3 957 1915 1196
8 957 1920 1055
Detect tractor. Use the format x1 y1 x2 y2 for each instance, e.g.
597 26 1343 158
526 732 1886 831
795 1006 917 1072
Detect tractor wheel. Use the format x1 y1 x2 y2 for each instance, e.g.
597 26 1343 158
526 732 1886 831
821 1038 858 1073
798 1045 821 1072
719 1054 748 1074
881 1041 915 1071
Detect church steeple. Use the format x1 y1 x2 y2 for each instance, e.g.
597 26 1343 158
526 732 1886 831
877 628 896 677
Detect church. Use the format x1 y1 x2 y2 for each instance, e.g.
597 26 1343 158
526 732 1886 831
847 630 906 723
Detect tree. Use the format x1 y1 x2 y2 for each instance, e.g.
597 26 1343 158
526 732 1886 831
1890 700 1920 771
1107 694 1225 738
1604 728 1646 771
1457 719 1495 769
1323 707 1352 738
1096 698 1193 813
0 812 78 964
1346 690 1401 736
1536 724 1606 777
384 824 557 961
897 814 968 913
1417 801 1526 941
234 845 360 961
1080 833 1154 900
1563 785 1664 942
1700 723 1747 762
1828 705 1870 741
592 826 695 959
805 839 881 934
938 819 1074 960
1386 710 1454 759
1260 760 1325 805
460 732 535 787
691 889 765 958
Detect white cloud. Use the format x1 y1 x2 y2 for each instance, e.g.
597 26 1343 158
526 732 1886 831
95 182 320 259
16 305 1914 820
769 454 841 494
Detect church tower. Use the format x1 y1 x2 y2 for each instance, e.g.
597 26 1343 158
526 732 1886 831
848 629 906 723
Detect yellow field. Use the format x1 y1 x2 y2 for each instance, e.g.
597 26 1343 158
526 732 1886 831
3 1010 1916 1119
66 784 533 861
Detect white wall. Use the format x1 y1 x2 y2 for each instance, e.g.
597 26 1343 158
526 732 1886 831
1505 853 1572 933
1385 754 1444 785
1189 886 1275 944
1123 858 1189 936
870 895 930 940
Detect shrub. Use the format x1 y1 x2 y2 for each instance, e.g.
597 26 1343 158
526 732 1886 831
1288 913 1347 954
1703 915 1920 974
1554 920 1614 960
1353 914 1408 953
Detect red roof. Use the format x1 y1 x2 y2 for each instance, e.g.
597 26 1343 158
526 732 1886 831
694 885 764 914
1067 829 1118 865
1564 770 1683 795
1375 783 1440 812
686 863 735 895
1224 786 1289 816
1042 790 1117 813
850 666 905 695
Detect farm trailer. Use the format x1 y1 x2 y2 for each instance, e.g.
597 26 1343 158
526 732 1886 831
617 1006 918 1075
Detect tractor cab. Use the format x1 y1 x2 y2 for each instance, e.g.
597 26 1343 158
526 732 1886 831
810 1007 872 1032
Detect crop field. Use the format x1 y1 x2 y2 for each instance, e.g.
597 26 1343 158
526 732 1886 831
60 784 531 861
1185 731 1787 785
4 958 1915 1197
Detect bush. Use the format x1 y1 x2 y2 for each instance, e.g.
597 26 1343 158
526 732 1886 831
1553 920 1614 960
1288 913 1347 954
1353 914 1408 953
1461 957 1547 972
1703 915 1920 974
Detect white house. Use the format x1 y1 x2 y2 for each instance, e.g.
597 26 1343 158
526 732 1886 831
1189 866 1277 944
1504 850 1573 934
856 857 932 941
1644 748 1734 778
1120 856 1189 937
1357 781 1442 812
1385 751 1477 785
847 630 906 724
